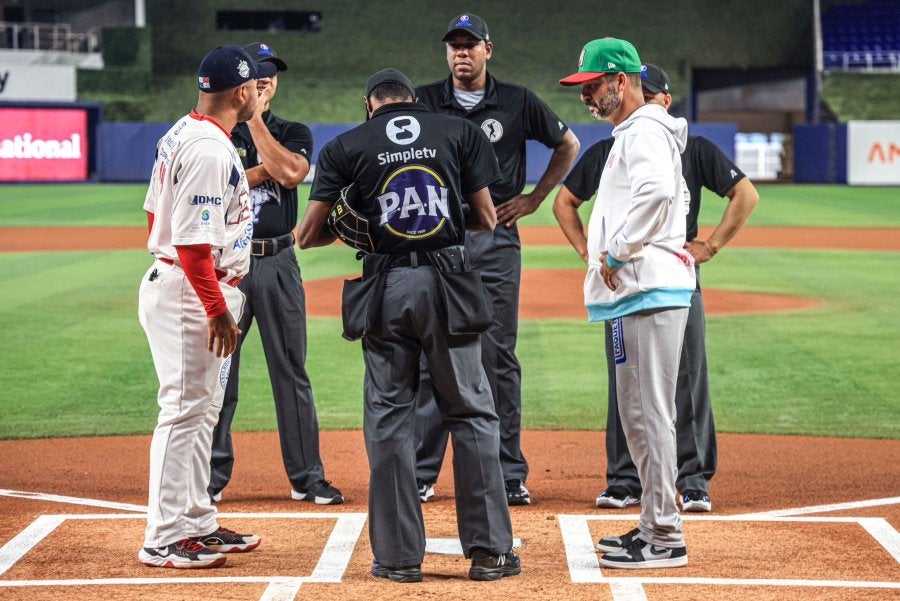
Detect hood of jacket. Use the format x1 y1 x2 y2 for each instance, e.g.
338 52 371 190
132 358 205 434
613 103 688 154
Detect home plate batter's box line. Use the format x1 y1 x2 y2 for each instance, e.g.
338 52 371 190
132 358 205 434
559 514 900 591
0 512 523 596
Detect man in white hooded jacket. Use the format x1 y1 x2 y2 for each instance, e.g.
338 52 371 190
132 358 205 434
560 38 695 569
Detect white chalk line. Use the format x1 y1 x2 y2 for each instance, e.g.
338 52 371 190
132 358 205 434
733 495 900 518
559 513 900 593
0 488 146 513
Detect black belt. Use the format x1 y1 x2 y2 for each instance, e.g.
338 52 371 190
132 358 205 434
389 250 434 268
251 233 294 257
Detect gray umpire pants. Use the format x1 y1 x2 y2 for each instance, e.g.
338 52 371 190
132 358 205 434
365 265 513 567
209 246 326 496
605 267 716 495
414 225 528 485
612 307 688 547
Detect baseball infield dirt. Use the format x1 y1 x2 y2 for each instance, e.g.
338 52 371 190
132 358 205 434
0 225 897 599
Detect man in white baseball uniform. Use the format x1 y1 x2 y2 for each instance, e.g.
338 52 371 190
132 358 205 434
137 45 275 569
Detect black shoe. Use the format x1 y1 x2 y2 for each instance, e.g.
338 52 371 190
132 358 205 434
417 478 434 502
468 548 521 581
595 486 641 508
681 489 712 512
291 480 344 505
505 479 531 506
371 560 423 583
596 527 641 552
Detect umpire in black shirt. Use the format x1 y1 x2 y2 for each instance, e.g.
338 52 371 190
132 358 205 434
298 68 520 583
209 42 342 506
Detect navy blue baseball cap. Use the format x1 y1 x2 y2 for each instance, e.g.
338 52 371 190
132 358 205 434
197 45 277 93
442 13 490 42
244 42 288 72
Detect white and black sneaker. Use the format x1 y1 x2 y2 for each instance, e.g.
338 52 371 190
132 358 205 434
505 479 532 506
595 486 641 509
681 489 712 512
417 479 435 503
291 480 344 505
138 538 226 569
599 538 688 569
596 527 641 552
191 527 261 553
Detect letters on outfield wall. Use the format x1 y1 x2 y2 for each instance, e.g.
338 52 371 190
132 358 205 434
0 65 77 102
847 121 900 185
0 108 88 181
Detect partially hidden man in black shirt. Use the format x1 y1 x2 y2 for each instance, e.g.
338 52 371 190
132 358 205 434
414 13 580 507
209 42 343 506
553 63 759 513
297 69 521 583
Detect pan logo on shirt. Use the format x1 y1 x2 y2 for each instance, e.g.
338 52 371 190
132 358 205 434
481 119 503 142
377 165 449 239
386 116 421 146
201 209 211 222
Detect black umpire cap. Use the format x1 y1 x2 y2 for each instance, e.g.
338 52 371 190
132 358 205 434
244 42 288 71
442 13 490 42
641 63 671 94
364 68 415 98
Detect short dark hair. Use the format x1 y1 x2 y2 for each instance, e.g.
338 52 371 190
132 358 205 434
368 81 413 102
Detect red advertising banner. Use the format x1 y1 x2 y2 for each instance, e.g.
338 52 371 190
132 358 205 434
0 108 89 181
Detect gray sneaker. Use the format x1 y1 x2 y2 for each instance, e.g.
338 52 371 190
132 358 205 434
596 527 641 552
599 539 688 569
468 548 522 581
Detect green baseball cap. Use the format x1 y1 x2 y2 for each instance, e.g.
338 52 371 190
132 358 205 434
559 38 642 86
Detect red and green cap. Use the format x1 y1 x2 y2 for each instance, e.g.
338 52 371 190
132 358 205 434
559 38 642 86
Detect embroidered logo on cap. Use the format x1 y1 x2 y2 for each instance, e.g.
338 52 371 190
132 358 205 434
578 48 586 67
258 43 274 57
199 77 210 89
456 15 472 27
237 60 250 79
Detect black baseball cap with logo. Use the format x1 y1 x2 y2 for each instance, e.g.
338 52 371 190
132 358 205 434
244 42 288 72
197 45 277 92
364 68 416 98
442 13 490 42
641 63 671 95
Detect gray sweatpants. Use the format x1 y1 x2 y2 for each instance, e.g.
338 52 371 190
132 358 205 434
364 266 513 567
612 307 689 547
605 267 716 495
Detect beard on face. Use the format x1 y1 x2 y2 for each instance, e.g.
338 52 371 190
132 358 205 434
596 84 621 119
237 86 258 123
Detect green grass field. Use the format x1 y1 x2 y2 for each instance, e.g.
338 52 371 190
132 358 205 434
0 184 898 440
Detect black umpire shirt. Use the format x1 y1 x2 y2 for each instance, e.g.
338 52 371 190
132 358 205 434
416 74 568 205
309 102 500 254
231 111 314 239
564 135 746 241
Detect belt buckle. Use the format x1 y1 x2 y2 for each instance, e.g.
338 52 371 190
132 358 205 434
251 240 266 256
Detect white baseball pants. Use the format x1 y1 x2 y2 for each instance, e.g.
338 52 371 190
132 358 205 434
138 259 245 548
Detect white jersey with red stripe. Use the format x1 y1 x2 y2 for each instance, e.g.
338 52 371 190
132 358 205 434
144 110 253 280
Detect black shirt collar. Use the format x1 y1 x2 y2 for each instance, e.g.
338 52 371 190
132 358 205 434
370 101 430 119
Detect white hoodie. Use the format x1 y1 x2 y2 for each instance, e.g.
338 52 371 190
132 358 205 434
584 103 696 321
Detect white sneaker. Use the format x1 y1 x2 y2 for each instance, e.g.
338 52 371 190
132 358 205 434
595 487 641 508
599 539 688 569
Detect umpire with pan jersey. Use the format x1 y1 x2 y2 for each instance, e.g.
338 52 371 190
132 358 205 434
209 42 342 506
297 68 520 583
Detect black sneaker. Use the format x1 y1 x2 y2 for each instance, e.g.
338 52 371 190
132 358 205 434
371 560 424 583
468 548 522 581
505 479 531 506
417 479 434 502
138 538 226 569
681 489 712 512
291 480 344 505
599 538 688 569
191 527 261 553
595 486 641 508
596 527 641 553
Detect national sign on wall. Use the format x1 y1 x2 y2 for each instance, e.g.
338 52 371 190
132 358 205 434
0 108 88 181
